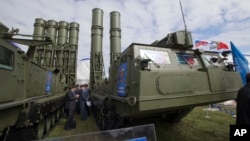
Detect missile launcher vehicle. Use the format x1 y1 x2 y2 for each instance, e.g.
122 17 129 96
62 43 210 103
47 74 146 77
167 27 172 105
89 8 242 130
0 19 79 140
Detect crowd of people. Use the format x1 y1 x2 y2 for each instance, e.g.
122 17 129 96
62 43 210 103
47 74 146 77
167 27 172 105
64 83 91 130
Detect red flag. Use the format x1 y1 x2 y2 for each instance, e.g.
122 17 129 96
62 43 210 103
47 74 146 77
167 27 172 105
217 42 229 50
195 40 209 47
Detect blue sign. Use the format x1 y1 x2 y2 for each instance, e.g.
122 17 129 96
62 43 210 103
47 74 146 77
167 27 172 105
117 62 127 97
45 71 53 94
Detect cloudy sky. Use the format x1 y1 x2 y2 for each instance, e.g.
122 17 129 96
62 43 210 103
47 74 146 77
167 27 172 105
1 0 250 73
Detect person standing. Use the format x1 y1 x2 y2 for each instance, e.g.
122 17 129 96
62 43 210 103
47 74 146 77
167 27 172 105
85 84 91 116
75 84 81 115
79 84 90 120
65 85 79 130
236 73 250 124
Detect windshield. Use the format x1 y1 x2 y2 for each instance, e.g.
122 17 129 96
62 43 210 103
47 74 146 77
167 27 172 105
176 53 198 65
139 49 171 64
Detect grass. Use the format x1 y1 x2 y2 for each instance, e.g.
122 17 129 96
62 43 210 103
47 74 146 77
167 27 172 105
46 106 235 141
46 114 99 139
154 106 235 141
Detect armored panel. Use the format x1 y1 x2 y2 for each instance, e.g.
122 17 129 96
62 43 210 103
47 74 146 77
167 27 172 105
27 63 47 97
223 71 243 90
207 69 226 92
157 72 194 94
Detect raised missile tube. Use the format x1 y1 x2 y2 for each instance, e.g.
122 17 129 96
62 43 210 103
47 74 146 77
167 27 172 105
90 8 104 89
110 11 121 64
33 18 46 64
31 19 79 86
69 22 79 71
68 22 79 85
56 21 69 68
45 20 58 67
108 11 122 93
33 18 46 40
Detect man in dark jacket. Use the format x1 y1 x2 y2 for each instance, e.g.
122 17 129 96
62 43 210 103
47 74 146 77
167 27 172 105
75 84 81 115
65 85 79 130
236 73 250 124
79 84 90 120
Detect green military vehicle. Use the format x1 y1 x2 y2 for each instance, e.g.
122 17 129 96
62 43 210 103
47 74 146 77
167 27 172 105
89 8 242 130
0 19 79 140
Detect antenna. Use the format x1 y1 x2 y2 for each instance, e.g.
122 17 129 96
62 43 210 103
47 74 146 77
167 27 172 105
179 0 187 31
179 0 188 46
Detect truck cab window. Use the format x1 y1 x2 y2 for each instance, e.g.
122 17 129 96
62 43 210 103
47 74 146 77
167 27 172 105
139 49 171 64
202 54 221 67
176 53 198 65
0 45 14 70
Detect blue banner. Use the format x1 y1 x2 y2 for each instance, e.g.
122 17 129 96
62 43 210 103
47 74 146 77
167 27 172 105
117 62 127 97
231 41 249 85
45 71 53 94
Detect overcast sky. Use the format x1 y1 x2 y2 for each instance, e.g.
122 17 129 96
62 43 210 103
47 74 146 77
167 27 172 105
1 0 250 73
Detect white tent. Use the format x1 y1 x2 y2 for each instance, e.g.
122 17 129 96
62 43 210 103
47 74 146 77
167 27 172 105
76 58 90 85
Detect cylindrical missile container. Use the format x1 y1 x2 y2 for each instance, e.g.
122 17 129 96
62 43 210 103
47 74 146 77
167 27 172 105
110 11 121 64
57 21 69 67
33 18 46 40
90 8 104 89
33 18 46 64
45 20 58 67
91 8 103 53
69 22 79 74
46 20 58 43
69 22 79 47
57 21 69 46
